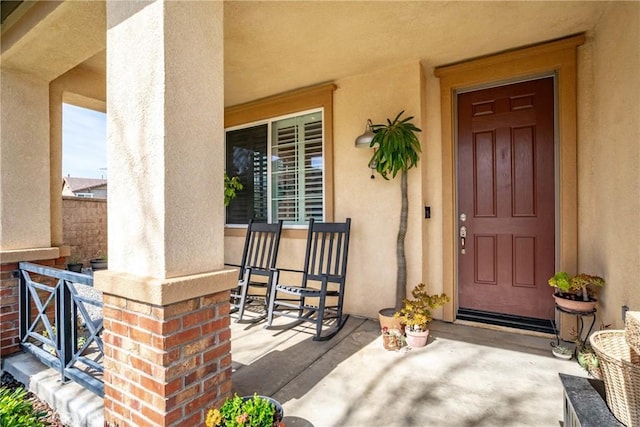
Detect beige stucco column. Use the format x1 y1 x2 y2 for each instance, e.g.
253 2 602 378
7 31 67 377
0 70 52 251
99 2 235 426
0 69 62 358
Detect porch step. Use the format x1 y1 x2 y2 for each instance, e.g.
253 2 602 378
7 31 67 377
457 308 555 334
1 352 103 427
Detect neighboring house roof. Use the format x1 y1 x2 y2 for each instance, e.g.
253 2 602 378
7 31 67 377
62 176 107 192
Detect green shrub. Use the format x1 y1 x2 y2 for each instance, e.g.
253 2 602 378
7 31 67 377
0 386 47 427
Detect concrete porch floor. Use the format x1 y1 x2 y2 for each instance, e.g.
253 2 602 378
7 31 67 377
2 314 587 426
233 316 586 426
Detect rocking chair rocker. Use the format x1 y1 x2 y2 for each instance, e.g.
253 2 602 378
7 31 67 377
266 218 351 340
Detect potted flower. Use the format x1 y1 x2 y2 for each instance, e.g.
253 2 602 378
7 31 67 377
368 111 423 329
381 326 405 351
394 283 449 348
548 272 605 312
205 394 284 427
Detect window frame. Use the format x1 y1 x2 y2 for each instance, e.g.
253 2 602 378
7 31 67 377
224 83 336 238
225 108 325 227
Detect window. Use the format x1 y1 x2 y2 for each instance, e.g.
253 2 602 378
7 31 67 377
226 110 324 225
224 83 336 230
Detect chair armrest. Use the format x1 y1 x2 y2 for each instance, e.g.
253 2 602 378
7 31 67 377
270 267 305 274
224 263 242 268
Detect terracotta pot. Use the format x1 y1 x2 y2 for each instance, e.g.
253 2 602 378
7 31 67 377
405 327 429 348
554 293 597 313
378 307 403 332
382 334 403 351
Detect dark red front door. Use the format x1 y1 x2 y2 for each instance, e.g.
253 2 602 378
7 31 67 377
457 77 555 320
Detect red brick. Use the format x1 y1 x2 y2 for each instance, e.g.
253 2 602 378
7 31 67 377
0 311 19 322
182 335 216 357
202 317 228 336
136 342 169 364
220 354 231 369
202 291 230 306
164 377 183 397
185 388 217 415
141 402 165 426
182 308 214 329
103 306 122 321
130 355 154 376
103 294 126 308
121 310 140 327
166 407 183 425
218 327 231 344
218 302 231 317
139 374 165 396
181 410 204 427
184 363 218 386
1 296 18 305
165 355 198 379
0 263 19 272
0 288 16 297
167 382 200 407
164 326 201 349
109 319 129 337
219 377 233 395
203 342 230 364
163 299 200 319
129 327 153 345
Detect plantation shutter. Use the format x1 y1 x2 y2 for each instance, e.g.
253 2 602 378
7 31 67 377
271 112 324 224
225 124 268 224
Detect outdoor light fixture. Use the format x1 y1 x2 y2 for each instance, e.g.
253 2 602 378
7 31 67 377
355 119 378 179
355 119 375 148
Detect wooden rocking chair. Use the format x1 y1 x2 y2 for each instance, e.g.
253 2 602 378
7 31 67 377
227 220 283 322
266 218 351 340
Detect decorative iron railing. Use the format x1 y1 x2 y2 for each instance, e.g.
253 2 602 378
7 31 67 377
19 262 104 397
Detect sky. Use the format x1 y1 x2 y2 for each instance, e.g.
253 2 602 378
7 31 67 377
62 103 107 179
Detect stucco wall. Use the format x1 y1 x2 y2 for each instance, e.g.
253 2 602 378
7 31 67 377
578 2 640 328
334 62 424 317
62 196 108 266
224 62 425 319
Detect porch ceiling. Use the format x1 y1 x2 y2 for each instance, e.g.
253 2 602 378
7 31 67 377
1 1 610 107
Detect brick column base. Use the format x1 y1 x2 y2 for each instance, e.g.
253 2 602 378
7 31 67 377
103 290 232 427
1 257 66 357
0 262 20 357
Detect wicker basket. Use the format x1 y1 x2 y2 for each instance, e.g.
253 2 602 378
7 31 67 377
590 330 640 426
626 312 640 356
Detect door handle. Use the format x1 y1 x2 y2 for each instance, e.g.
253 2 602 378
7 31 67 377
460 225 467 254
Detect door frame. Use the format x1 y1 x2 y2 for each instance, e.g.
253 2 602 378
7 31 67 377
434 34 585 322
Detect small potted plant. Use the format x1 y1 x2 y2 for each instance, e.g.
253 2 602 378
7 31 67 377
90 251 108 271
548 272 605 312
66 255 83 273
206 394 284 427
394 283 449 348
381 326 405 351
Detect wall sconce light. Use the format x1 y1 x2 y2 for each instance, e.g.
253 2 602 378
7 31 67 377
355 119 378 179
355 119 374 148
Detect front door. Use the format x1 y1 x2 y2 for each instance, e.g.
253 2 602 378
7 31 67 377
457 77 555 323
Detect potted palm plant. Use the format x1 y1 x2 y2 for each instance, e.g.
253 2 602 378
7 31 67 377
548 272 605 312
395 283 449 348
368 111 422 327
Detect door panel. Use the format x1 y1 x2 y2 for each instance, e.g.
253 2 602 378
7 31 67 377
457 77 555 320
